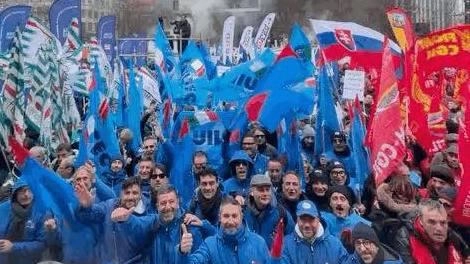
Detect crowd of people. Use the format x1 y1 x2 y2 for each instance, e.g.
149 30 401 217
0 99 469 264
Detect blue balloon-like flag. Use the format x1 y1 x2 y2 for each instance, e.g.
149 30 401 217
0 5 31 53
97 15 116 63
49 0 81 44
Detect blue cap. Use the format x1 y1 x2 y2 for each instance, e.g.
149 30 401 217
296 200 319 218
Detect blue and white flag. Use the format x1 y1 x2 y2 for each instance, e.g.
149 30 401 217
49 0 81 44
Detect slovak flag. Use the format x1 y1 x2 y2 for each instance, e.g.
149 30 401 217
310 19 402 72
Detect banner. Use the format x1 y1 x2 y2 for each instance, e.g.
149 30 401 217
97 15 116 63
137 66 161 107
118 37 148 67
254 13 276 53
49 0 81 44
0 5 31 53
454 100 470 226
342 70 365 101
369 40 406 185
386 7 416 53
239 26 254 61
222 16 235 66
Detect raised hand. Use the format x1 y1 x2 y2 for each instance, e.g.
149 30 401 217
44 218 57 231
179 224 193 254
74 181 93 208
111 207 135 222
183 213 203 227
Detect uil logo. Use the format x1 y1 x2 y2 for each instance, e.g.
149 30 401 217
391 13 405 28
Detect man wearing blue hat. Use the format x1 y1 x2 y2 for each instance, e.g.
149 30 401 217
281 200 348 263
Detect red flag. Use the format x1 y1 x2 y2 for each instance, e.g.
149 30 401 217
270 218 284 258
275 45 297 62
245 92 268 122
178 118 190 139
8 136 29 166
453 101 470 226
369 39 406 186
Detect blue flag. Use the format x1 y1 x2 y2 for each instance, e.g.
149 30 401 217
197 42 216 80
0 5 31 53
97 15 116 63
350 109 370 193
289 23 314 75
49 0 81 44
314 67 340 156
154 22 180 79
179 41 211 107
212 49 275 105
169 130 195 208
125 62 143 153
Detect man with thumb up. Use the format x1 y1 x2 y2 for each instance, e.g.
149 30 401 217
180 223 193 254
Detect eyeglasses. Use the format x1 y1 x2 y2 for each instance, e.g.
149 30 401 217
331 170 345 176
144 145 156 150
194 163 207 168
235 161 248 167
255 134 265 138
269 169 280 173
151 173 166 179
354 239 373 249
242 142 255 145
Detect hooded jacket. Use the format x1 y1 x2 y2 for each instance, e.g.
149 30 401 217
177 225 276 264
320 210 371 238
0 180 46 264
223 151 254 197
281 222 349 264
101 168 127 197
75 198 150 264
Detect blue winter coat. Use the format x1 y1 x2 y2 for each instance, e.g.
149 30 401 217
320 211 371 238
244 197 295 248
0 181 46 264
252 153 269 175
177 225 278 264
101 169 127 196
121 209 205 264
76 198 150 264
222 151 253 197
345 244 404 264
281 223 349 264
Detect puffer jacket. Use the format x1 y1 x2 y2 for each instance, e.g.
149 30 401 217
281 222 349 264
177 225 277 264
0 180 46 264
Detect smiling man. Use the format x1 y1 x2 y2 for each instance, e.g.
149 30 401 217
75 176 149 264
281 200 348 264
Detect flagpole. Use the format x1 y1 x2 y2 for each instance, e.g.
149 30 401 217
0 146 12 173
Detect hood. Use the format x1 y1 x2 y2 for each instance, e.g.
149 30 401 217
110 154 126 166
11 178 29 201
229 150 254 165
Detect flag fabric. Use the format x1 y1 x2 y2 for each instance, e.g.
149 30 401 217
314 67 340 156
350 106 370 192
221 16 236 66
386 7 416 53
49 0 81 44
0 29 26 145
179 41 211 107
110 58 126 127
369 40 406 186
0 5 31 53
63 17 81 54
270 218 284 258
138 66 162 107
254 13 276 53
289 23 312 63
125 62 143 153
198 42 216 80
212 49 275 104
239 26 254 63
154 23 180 78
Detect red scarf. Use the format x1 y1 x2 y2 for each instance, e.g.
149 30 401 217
410 219 463 264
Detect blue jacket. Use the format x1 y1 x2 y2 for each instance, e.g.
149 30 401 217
178 225 278 264
251 153 269 175
345 244 404 264
76 198 150 264
320 211 371 238
101 169 127 196
281 223 348 264
244 197 295 248
122 209 205 263
222 151 253 197
187 189 225 226
0 181 46 264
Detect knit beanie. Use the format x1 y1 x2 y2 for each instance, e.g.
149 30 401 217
352 222 380 246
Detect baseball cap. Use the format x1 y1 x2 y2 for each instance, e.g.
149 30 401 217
296 200 319 218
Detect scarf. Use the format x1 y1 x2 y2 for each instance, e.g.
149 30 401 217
7 202 32 241
197 189 223 223
220 225 246 248
410 218 463 264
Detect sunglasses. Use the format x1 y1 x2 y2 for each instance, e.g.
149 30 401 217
151 173 166 179
255 134 265 138
144 145 156 150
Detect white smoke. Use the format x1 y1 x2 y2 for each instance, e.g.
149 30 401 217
179 0 229 40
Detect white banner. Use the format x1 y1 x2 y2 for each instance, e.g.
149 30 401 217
239 26 254 53
138 67 161 107
222 16 236 65
254 13 276 53
342 70 365 101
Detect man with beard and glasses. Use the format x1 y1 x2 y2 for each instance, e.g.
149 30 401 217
75 177 150 264
0 179 47 264
252 127 278 159
346 222 404 264
111 185 204 263
391 199 470 264
244 174 294 248
177 196 275 263
281 200 348 264
188 168 226 226
321 185 370 238
150 163 169 191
